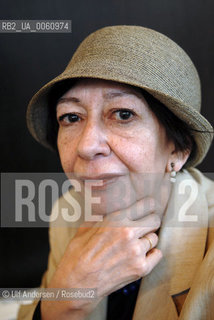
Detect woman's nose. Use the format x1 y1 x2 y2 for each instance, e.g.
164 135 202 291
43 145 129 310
77 121 111 160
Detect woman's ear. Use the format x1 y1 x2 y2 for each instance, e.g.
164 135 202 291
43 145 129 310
166 149 191 173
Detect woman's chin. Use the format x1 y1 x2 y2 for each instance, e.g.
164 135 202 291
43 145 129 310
85 187 138 219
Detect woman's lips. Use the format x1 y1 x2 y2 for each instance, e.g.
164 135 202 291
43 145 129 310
91 177 120 190
77 174 123 190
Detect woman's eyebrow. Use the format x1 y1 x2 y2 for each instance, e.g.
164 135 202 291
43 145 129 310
57 97 81 104
103 90 133 99
56 89 141 105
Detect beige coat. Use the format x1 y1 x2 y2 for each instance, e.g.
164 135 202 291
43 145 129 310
17 168 214 320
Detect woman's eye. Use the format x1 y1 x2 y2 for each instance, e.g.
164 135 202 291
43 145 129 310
58 113 81 124
113 109 135 121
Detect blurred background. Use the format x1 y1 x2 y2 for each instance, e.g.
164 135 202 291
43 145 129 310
0 0 213 290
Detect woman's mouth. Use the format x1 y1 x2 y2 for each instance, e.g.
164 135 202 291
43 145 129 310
77 174 123 190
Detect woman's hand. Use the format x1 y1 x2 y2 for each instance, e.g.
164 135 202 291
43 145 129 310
41 197 162 320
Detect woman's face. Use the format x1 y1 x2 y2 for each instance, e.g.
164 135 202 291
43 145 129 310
56 79 176 215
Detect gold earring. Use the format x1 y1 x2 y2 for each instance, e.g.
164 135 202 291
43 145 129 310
170 162 176 183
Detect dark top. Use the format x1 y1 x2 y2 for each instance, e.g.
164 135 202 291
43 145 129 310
107 278 142 320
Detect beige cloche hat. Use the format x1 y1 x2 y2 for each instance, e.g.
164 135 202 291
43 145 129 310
26 25 213 167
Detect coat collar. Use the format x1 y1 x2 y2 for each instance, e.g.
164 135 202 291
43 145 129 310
132 169 209 319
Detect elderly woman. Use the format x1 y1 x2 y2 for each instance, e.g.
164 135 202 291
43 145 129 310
18 25 214 320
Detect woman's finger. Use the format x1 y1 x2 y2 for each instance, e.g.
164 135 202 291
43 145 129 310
139 232 159 253
143 248 163 276
128 213 161 239
105 197 159 224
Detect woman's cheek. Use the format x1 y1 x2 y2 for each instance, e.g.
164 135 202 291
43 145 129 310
57 131 77 173
110 134 156 173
